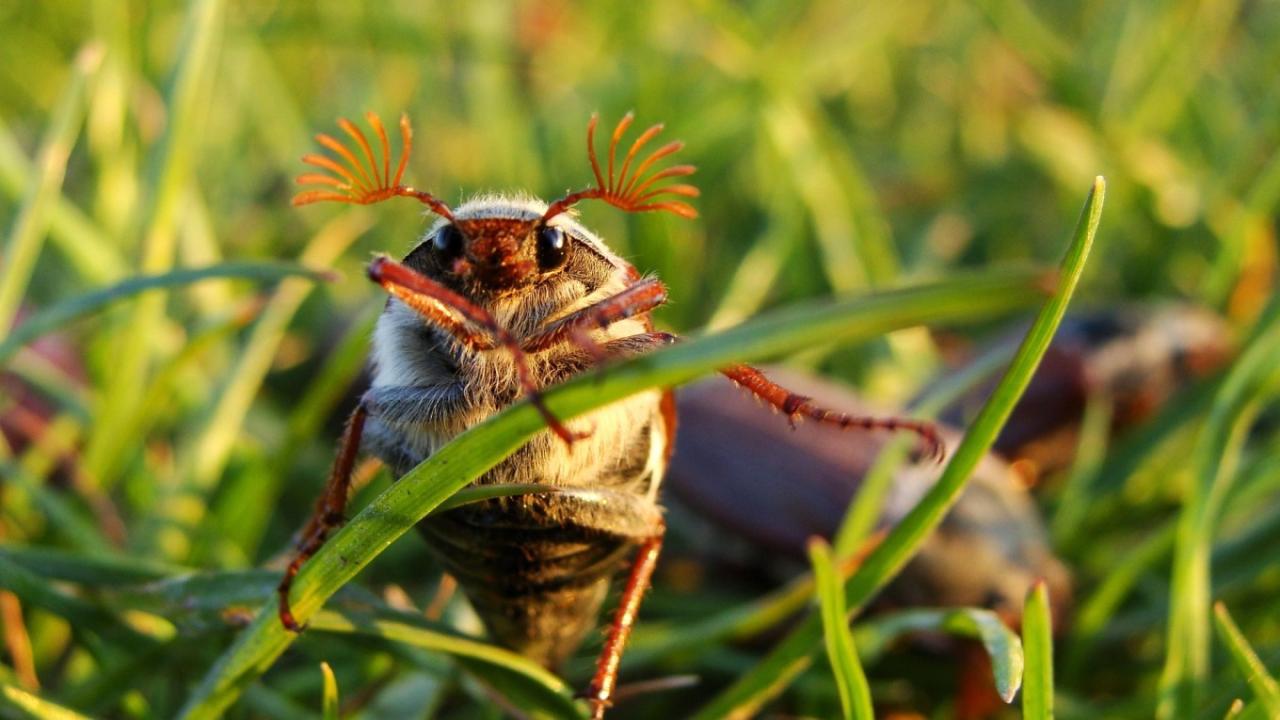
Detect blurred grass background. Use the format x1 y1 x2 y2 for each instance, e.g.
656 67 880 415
1 1 1278 718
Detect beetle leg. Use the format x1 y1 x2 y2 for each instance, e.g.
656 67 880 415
369 256 587 444
582 518 666 720
522 277 668 353
721 364 946 462
277 402 368 631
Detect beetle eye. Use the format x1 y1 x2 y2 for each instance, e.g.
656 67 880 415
536 225 569 270
432 224 464 259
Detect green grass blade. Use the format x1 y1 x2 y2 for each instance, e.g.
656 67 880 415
152 211 370 560
319 662 339 720
309 609 582 719
1160 309 1280 718
0 118 126 284
83 0 223 491
0 261 332 365
176 267 1045 719
852 607 1023 701
1023 581 1055 719
0 544 184 586
833 339 1018 556
1213 602 1280 717
0 44 101 338
691 176 1105 719
809 539 874 720
1 680 93 720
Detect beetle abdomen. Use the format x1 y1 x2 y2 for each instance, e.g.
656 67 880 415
418 502 635 668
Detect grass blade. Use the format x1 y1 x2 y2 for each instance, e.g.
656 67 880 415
852 607 1023 701
808 538 874 720
176 267 1045 719
309 609 582 719
691 176 1104 719
1 680 93 720
1213 602 1280 717
0 261 333 365
0 44 101 337
1023 580 1055 719
319 662 338 720
1159 308 1280 718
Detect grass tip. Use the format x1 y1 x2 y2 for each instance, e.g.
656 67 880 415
75 41 106 72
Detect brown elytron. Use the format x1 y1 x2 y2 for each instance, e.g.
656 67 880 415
278 111 944 717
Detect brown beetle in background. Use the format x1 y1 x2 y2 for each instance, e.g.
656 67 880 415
274 111 943 717
669 305 1231 620
665 305 1231 715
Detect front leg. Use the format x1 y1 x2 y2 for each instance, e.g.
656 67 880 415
277 403 368 631
522 277 668 354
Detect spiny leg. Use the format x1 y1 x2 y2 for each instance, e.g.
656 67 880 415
277 403 368 631
368 256 587 443
589 330 944 461
722 364 945 461
582 520 666 720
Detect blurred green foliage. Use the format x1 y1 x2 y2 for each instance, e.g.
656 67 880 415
1 1 1278 718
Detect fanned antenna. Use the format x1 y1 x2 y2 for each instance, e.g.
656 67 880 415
293 112 454 221
542 112 699 223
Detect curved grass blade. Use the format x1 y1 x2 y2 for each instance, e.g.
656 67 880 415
1 680 92 720
308 609 582 719
1023 581 1054 719
0 261 334 365
809 539 873 719
1213 602 1280 718
852 608 1023 702
319 662 339 720
691 176 1105 719
176 266 1046 719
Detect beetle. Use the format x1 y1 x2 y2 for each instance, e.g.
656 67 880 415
274 111 943 717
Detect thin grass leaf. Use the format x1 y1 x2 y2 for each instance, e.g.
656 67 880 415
1 680 93 720
833 339 1018 556
84 0 224 492
0 556 158 647
0 118 125 283
214 303 380 559
1160 308 1280 718
0 544 183 586
0 262 333 365
1023 581 1055 719
1213 602 1280 717
851 607 1023 701
154 211 372 560
309 609 582 720
692 176 1105 719
0 43 101 338
319 662 339 720
1066 522 1176 679
809 538 874 720
177 267 1046 719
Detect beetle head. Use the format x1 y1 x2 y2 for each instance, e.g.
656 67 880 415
292 111 697 297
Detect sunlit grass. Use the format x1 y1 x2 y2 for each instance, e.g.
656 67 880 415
2 1 1279 718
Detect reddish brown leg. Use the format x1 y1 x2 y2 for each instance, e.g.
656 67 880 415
522 278 669 353
369 256 587 444
582 521 666 720
721 364 946 462
277 404 368 631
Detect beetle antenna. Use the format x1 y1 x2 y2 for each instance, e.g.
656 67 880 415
293 112 455 221
543 112 699 223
